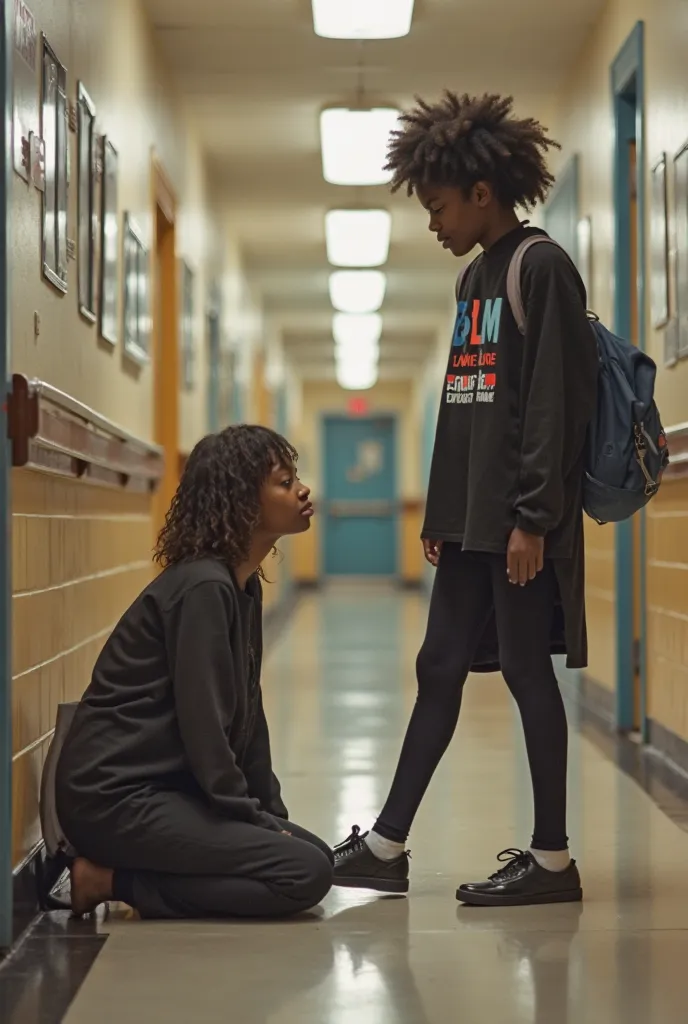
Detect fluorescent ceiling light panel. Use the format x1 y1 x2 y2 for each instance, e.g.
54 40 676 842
333 312 382 348
325 210 391 268
335 347 378 371
336 360 379 391
329 271 386 313
320 108 400 186
312 0 415 39
335 342 380 366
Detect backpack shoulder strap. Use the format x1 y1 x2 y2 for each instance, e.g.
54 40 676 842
507 235 571 334
455 253 484 303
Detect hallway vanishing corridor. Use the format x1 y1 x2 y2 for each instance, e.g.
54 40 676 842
58 584 688 1024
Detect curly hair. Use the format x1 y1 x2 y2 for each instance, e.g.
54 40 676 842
385 92 560 210
154 424 298 576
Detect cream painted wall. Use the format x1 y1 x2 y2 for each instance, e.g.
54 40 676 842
10 0 250 454
177 148 225 452
550 0 688 426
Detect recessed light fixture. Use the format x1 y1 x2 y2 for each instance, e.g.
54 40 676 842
325 210 392 268
336 355 379 391
333 312 381 389
329 270 386 314
312 0 415 39
320 108 400 186
333 312 382 349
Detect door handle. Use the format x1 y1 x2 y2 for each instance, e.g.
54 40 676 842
327 500 397 518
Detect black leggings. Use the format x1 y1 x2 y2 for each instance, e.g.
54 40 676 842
375 543 568 851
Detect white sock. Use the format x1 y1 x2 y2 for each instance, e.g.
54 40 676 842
365 830 405 862
530 848 571 873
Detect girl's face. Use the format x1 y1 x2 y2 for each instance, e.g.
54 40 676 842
257 460 313 538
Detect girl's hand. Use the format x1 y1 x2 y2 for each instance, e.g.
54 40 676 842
507 528 544 585
422 538 443 567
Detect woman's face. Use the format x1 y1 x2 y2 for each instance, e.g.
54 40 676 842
258 460 313 538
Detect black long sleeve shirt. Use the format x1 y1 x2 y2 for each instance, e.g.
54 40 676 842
56 559 287 832
422 225 599 556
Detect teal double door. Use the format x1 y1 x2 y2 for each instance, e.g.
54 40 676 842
322 416 398 577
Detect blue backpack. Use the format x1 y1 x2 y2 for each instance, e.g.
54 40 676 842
457 234 669 525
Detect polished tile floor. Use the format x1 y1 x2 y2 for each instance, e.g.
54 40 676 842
59 583 688 1022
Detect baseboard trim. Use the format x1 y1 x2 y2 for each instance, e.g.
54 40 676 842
578 673 616 730
11 843 43 948
8 840 71 951
0 911 106 1020
566 673 688 832
646 718 688 786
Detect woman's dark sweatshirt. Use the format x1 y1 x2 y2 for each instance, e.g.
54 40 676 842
56 559 288 833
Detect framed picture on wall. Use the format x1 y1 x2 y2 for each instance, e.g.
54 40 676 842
180 260 195 390
650 154 670 329
576 216 592 305
674 142 688 357
77 83 97 322
41 36 68 293
99 137 119 345
122 214 151 366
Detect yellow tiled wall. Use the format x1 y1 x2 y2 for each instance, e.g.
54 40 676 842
646 479 688 741
401 505 425 584
11 470 153 869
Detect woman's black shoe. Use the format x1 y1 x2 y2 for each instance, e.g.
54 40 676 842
456 849 583 907
333 825 410 894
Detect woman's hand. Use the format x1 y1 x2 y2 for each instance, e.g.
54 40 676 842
422 538 443 567
507 528 544 586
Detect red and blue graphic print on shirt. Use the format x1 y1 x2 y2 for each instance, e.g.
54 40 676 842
446 297 503 406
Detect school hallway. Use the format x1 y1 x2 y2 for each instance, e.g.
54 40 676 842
8 582 679 1024
4 0 688 1018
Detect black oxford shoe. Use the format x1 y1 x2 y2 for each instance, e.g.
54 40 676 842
456 849 583 907
333 825 410 894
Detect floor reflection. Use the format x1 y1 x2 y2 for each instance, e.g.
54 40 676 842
57 585 688 1024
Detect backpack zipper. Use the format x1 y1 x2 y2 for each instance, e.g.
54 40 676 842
633 424 659 496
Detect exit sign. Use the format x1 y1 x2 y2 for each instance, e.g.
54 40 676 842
347 397 369 416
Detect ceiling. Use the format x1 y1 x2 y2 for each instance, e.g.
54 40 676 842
143 0 605 380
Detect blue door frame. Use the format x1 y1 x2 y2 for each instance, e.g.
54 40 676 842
612 22 647 734
0 0 13 951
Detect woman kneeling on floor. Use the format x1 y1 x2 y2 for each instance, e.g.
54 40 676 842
56 425 332 920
